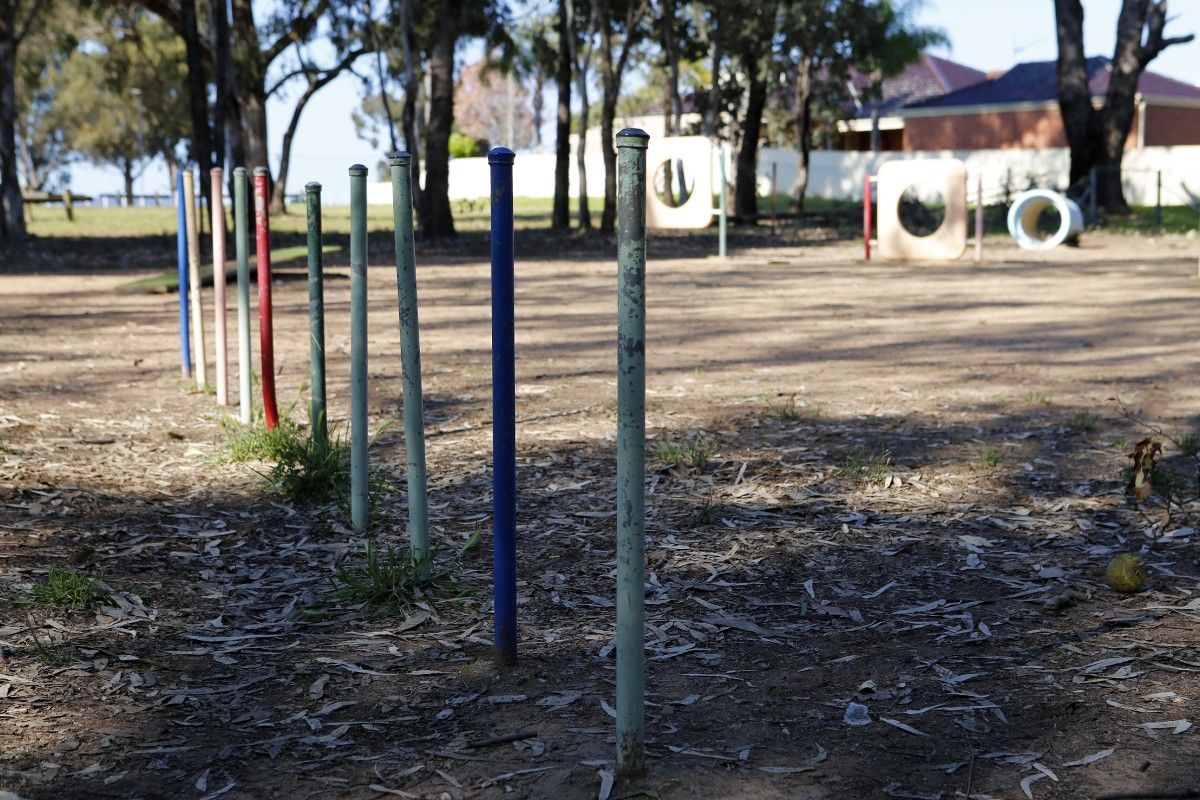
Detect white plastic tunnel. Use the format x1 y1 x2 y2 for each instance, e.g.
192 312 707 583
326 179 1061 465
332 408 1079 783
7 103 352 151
1007 189 1084 250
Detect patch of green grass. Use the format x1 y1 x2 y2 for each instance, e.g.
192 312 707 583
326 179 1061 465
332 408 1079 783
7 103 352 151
838 447 893 482
270 431 350 503
1176 433 1199 456
653 438 717 469
221 413 303 462
1098 204 1199 235
1022 390 1051 406
769 395 820 422
694 494 723 525
1150 467 1183 497
685 439 718 470
331 532 481 613
654 441 687 466
976 445 1004 468
1110 437 1131 452
1066 411 1100 432
21 568 106 611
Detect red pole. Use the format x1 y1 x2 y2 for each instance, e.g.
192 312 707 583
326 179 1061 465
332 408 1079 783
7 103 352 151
863 174 872 261
253 167 279 430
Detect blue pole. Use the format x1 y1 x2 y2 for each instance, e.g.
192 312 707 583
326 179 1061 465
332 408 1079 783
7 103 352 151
489 146 517 667
177 170 191 377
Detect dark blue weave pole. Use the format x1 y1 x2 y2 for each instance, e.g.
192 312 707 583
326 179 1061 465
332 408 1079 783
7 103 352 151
489 146 517 667
176 170 191 377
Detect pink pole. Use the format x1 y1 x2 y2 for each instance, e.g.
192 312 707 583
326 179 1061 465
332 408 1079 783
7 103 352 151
863 174 872 261
974 174 984 263
211 168 228 405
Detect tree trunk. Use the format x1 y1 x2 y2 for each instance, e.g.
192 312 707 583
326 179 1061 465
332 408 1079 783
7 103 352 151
0 0 25 247
398 0 421 209
212 0 243 200
419 0 457 239
209 0 227 173
662 0 681 134
734 50 766 219
570 5 596 230
597 0 643 234
597 0 617 234
179 0 213 211
868 77 882 154
122 158 135 205
551 0 570 229
1054 0 1193 214
531 73 545 149
793 54 813 211
701 25 721 137
231 0 268 181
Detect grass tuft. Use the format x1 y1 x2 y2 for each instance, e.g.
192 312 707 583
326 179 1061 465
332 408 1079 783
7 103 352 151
838 447 893 482
1066 411 1100 432
694 494 724 525
769 394 820 422
331 532 480 612
22 569 107 611
1176 433 1199 457
976 445 1004 468
221 415 304 462
1022 390 1051 406
653 437 718 470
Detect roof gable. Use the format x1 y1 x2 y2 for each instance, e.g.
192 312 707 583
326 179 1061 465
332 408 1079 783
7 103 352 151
905 56 1200 111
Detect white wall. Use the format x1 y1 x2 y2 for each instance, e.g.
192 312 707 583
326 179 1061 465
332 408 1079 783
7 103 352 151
367 144 1200 210
760 146 1200 207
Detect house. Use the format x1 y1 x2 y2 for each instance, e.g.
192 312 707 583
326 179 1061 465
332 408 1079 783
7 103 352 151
898 56 1200 151
837 54 988 150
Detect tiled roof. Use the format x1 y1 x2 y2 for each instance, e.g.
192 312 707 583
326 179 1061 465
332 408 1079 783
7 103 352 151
849 54 987 115
906 56 1200 110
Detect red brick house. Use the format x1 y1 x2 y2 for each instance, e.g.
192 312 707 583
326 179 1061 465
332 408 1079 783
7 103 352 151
889 56 1200 152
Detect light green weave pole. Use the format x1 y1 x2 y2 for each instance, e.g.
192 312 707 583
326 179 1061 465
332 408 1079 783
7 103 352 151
718 144 728 258
615 127 649 779
305 182 328 448
233 167 252 425
349 165 369 533
388 152 430 561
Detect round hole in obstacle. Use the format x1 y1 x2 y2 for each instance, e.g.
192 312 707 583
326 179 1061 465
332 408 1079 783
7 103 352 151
1032 204 1063 241
897 185 947 238
652 159 695 208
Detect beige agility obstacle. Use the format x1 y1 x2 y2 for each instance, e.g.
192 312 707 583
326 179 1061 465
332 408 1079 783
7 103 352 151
644 136 715 230
877 159 968 261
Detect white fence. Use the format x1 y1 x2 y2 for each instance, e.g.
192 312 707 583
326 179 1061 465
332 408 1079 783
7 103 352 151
367 145 1200 209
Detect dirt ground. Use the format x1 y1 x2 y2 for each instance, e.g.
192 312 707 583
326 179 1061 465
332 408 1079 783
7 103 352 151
1 226 1199 800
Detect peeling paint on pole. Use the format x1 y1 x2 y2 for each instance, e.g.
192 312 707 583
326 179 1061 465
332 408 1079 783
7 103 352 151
305 182 328 449
615 127 648 779
253 167 279 430
233 168 253 426
389 152 430 562
349 164 370 534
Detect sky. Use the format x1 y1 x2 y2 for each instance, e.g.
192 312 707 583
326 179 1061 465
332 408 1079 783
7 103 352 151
68 0 1199 205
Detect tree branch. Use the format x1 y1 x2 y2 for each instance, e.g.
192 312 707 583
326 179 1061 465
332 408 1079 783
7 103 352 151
1140 0 1194 65
263 0 331 66
266 45 370 98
